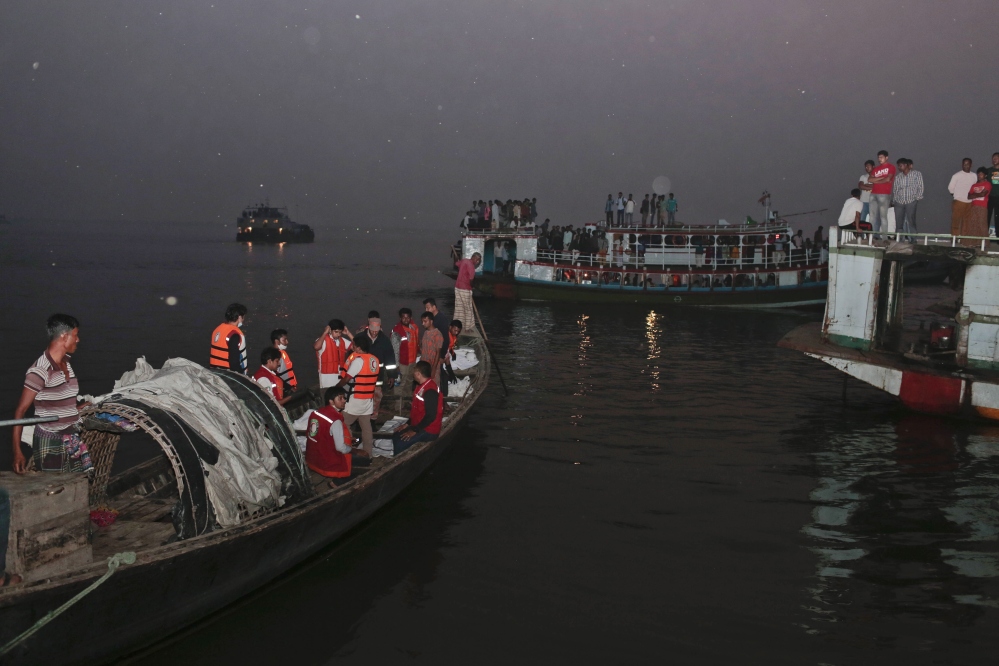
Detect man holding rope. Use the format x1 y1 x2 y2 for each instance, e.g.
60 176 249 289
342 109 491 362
453 252 481 337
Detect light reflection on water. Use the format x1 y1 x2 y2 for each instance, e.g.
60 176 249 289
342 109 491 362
644 310 662 392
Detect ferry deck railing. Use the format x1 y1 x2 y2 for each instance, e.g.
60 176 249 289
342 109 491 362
532 247 825 271
835 228 999 255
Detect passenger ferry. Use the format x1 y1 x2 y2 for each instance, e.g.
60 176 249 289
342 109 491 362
780 227 999 422
451 216 829 308
236 202 315 244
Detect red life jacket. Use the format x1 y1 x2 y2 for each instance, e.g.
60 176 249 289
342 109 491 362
252 366 283 401
392 321 420 365
410 379 444 436
210 323 246 371
317 335 350 376
347 352 380 400
305 406 352 478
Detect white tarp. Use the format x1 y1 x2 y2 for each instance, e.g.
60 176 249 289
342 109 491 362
99 357 283 527
450 348 479 372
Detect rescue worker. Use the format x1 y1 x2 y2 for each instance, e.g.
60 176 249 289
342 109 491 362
314 318 353 388
209 303 248 373
390 308 420 391
359 311 397 415
270 328 297 395
335 335 380 456
253 348 292 405
305 387 357 486
392 361 444 454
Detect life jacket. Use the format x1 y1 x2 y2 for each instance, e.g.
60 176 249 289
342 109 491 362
278 349 297 390
393 321 420 365
448 331 457 354
347 352 380 400
317 335 350 376
410 379 444 436
252 366 283 401
305 406 352 478
210 323 246 372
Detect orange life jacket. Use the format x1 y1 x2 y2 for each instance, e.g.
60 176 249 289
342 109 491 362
317 335 350 376
278 349 297 390
305 406 352 478
346 352 380 400
210 323 246 372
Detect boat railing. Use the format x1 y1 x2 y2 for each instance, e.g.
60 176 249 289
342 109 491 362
835 228 999 255
461 219 789 237
515 265 824 291
532 247 825 271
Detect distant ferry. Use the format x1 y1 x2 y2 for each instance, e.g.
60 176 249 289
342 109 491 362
236 202 314 244
451 217 828 308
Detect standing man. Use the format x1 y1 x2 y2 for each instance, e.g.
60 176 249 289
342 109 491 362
665 193 678 225
12 314 89 474
392 361 444 455
965 167 992 244
314 318 353 389
420 311 444 387
948 158 977 237
640 194 650 226
604 195 614 227
335 335 380 457
209 303 248 374
616 192 626 226
986 152 999 238
858 160 875 222
867 150 895 234
359 311 397 415
423 298 451 361
253 348 293 405
453 251 481 338
270 329 297 396
892 158 924 240
391 308 420 392
625 194 635 226
305 387 355 482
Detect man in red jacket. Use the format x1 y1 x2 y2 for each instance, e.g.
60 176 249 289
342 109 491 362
391 308 420 391
305 387 357 485
392 361 444 455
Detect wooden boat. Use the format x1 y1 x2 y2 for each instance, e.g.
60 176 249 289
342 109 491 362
779 227 999 421
0 336 489 664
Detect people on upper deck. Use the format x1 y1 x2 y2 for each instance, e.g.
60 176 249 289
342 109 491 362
837 189 864 234
892 158 923 240
858 160 874 223
12 314 90 474
963 167 993 246
867 150 895 234
665 193 678 226
209 303 248 374
949 158 977 239
988 153 999 238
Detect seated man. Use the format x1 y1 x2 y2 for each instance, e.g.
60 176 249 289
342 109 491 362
253 348 293 405
392 361 444 455
305 387 357 485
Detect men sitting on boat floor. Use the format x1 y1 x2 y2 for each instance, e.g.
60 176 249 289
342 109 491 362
390 361 445 456
253 348 293 406
12 314 91 474
305 387 365 487
270 328 297 395
314 318 353 389
209 302 248 374
334 334 380 458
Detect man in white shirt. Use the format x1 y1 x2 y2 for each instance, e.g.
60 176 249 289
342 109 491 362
625 194 635 226
836 189 865 240
858 160 874 221
948 158 977 237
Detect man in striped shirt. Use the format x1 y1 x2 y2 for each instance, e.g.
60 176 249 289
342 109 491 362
12 314 87 474
892 158 924 240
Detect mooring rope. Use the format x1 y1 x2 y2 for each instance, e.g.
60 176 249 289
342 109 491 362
0 551 136 658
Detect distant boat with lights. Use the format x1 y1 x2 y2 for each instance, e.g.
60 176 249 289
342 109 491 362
449 194 828 308
236 201 314 243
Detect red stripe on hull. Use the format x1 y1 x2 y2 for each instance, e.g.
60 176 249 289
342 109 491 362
898 372 963 415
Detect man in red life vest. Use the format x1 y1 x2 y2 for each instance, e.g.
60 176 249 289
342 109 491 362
392 361 444 455
314 318 353 389
335 334 379 456
270 328 297 395
391 307 420 391
209 303 248 373
253 348 292 405
305 387 358 485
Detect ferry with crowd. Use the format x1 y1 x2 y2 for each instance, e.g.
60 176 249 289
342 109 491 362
452 218 829 308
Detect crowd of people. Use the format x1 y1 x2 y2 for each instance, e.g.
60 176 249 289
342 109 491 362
603 192 679 227
462 198 539 230
836 151 999 245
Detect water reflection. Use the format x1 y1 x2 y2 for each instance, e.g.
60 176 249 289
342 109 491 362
804 415 999 635
644 310 662 392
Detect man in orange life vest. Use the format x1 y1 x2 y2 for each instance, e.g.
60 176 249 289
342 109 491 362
305 387 359 486
392 361 444 455
253 348 293 405
390 308 420 391
270 329 297 395
314 318 353 389
209 303 248 373
335 334 380 456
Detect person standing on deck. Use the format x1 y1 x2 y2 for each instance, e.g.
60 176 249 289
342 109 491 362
209 303 248 374
604 195 614 226
253 348 293 405
391 308 420 392
616 192 626 226
948 158 978 237
491 200 501 230
665 193 678 226
392 361 444 455
964 168 992 245
270 329 297 396
12 314 90 474
335 334 379 457
314 319 353 388
453 252 481 339
625 194 635 226
420 311 444 387
892 158 923 240
867 150 895 234
986 153 999 237
640 194 650 226
423 298 450 362
305 387 355 484
858 160 875 222
359 311 397 416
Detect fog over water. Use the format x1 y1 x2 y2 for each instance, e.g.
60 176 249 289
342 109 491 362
2 0 997 233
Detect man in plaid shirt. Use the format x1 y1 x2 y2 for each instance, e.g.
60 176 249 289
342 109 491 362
892 158 923 240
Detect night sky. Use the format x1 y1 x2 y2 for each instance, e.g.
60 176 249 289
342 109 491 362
2 0 996 233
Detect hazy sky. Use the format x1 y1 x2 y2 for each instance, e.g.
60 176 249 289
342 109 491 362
2 0 996 233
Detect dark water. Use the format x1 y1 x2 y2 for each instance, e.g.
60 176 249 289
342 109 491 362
3 221 999 665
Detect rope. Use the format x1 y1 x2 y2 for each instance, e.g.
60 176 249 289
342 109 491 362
0 552 136 658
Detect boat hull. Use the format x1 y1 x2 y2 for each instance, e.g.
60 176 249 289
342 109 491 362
236 228 314 243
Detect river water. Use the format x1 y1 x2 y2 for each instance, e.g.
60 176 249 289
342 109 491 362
3 221 999 665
